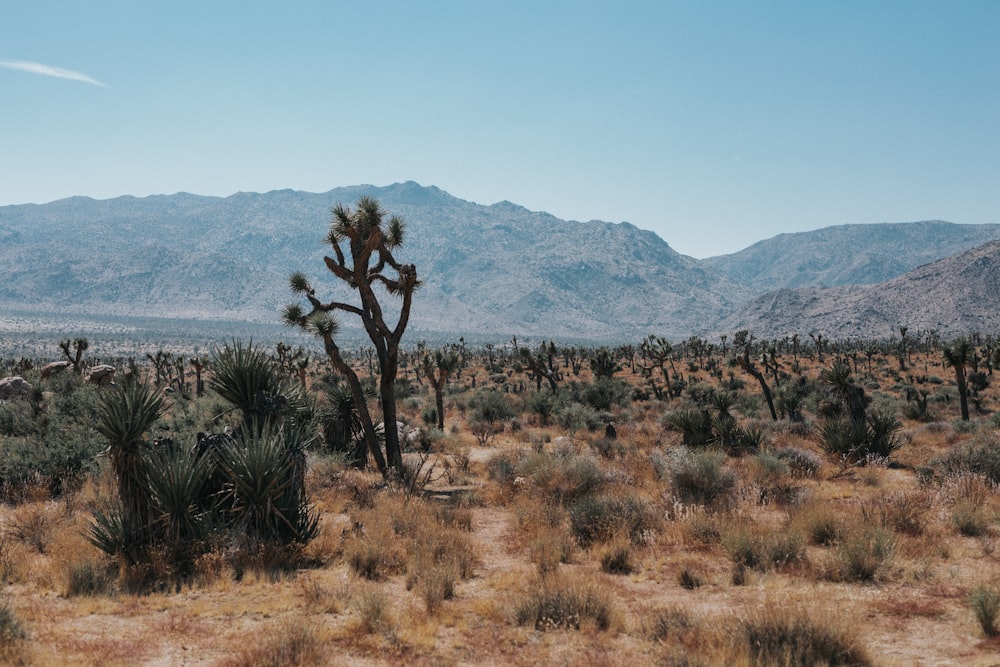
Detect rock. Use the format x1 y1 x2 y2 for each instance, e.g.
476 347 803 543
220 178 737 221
86 365 116 385
0 376 33 400
40 361 73 379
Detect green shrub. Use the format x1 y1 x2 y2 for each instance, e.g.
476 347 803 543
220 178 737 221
569 493 653 546
516 450 606 505
969 583 1000 637
935 439 1000 484
669 448 737 507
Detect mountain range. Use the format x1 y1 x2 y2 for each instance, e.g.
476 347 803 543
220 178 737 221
1 182 997 343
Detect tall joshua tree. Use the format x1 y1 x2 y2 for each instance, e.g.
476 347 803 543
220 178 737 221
284 196 418 479
944 338 974 421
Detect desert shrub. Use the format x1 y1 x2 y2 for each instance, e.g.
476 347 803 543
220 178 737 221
485 448 522 483
945 473 995 536
935 439 1000 484
0 597 26 644
731 603 871 666
525 390 560 426
860 490 931 536
345 522 407 580
569 492 654 546
833 524 895 582
643 605 700 650
355 588 395 635
226 621 323 667
469 390 516 445
772 445 822 477
513 573 615 631
516 450 606 505
64 558 117 597
0 401 36 437
669 448 737 507
599 540 634 574
722 521 805 572
789 500 844 546
556 402 597 437
969 583 1000 637
581 377 631 411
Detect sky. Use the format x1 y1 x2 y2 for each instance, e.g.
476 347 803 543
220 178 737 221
1 1 998 258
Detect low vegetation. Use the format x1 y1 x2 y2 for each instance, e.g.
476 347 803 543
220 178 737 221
1 326 999 664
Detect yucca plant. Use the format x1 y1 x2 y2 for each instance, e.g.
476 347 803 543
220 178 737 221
216 424 319 548
87 500 147 564
145 446 213 545
95 377 166 546
208 340 306 432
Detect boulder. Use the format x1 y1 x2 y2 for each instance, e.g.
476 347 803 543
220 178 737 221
41 361 73 379
86 365 116 385
0 376 33 400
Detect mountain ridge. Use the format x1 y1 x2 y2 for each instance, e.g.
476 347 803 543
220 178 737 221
1 181 997 343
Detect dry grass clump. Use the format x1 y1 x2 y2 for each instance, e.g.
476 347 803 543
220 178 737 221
343 494 477 614
728 602 872 666
721 519 806 574
512 572 617 631
5 502 64 554
220 619 324 667
829 523 896 583
787 499 845 546
515 449 608 505
859 489 932 536
598 539 634 574
63 557 117 597
942 473 996 537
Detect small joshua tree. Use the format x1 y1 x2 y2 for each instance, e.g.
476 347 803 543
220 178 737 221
59 337 89 374
421 348 458 430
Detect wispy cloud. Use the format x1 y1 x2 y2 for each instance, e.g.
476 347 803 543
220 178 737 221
0 60 106 86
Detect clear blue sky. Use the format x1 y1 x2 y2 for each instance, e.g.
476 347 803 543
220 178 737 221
2 1 997 258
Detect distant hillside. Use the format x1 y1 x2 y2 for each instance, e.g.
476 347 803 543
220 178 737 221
0 182 749 342
712 239 1000 339
703 221 1000 293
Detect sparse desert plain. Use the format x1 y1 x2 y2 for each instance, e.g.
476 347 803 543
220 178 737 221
1 334 1000 666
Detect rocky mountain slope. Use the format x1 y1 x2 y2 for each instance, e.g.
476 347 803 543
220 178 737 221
0 182 748 341
712 239 1000 339
3 182 997 343
703 221 1000 293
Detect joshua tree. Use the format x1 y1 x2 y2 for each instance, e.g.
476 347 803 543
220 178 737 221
733 330 778 421
944 338 974 421
421 348 458 430
59 337 89 374
284 196 418 479
190 355 209 398
637 334 674 400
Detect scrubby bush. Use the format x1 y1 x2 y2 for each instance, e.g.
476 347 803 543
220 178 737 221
732 603 871 666
513 574 615 631
568 492 654 546
668 448 737 507
969 583 1000 637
